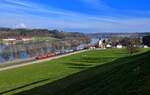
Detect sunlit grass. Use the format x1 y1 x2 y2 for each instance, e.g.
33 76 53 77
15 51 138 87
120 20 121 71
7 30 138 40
0 48 149 95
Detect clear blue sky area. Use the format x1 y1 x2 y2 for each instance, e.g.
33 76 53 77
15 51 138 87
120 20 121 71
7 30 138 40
0 0 150 33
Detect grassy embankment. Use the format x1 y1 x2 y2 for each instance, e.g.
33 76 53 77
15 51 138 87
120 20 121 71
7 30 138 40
0 48 150 95
0 58 36 68
32 37 57 42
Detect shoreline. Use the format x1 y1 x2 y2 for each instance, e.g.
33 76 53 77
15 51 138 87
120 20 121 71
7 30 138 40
0 49 90 71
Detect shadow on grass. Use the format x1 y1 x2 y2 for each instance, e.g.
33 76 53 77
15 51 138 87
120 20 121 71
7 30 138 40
2 51 150 95
64 57 116 69
0 78 51 95
64 62 92 67
63 62 92 69
80 57 117 63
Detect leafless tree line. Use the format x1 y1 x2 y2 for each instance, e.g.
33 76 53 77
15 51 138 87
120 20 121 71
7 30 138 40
0 38 91 62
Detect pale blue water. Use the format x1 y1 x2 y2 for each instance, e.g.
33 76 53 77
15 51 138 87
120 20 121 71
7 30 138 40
0 45 4 51
22 53 28 59
0 56 3 63
0 38 99 64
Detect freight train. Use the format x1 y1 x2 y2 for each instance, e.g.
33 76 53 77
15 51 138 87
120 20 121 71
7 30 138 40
36 47 87 60
36 53 55 59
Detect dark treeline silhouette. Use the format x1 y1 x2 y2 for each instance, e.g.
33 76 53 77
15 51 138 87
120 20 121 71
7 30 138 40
143 35 150 47
0 28 91 41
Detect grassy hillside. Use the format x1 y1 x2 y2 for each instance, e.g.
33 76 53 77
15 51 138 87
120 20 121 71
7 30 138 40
0 49 150 95
33 37 57 41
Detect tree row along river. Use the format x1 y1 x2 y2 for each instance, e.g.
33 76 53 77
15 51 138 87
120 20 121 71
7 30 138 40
0 38 98 64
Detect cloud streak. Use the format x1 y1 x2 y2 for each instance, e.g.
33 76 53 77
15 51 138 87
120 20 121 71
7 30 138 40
4 0 36 7
0 0 150 33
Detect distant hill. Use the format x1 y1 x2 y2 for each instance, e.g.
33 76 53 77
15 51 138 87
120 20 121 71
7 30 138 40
0 26 4 28
88 32 150 38
0 28 91 41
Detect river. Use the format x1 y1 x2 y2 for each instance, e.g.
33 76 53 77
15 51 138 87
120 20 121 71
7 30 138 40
0 38 99 64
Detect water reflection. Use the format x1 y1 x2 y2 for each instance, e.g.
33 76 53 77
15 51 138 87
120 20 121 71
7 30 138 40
0 38 99 64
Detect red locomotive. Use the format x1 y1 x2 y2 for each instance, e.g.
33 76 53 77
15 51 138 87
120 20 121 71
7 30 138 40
47 53 55 57
36 53 55 59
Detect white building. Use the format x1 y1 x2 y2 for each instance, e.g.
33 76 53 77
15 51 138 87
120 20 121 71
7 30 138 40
116 45 123 48
144 45 149 48
106 44 112 48
99 40 103 48
3 38 16 41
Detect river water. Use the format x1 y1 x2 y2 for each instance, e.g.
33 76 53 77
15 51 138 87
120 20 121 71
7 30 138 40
0 38 99 64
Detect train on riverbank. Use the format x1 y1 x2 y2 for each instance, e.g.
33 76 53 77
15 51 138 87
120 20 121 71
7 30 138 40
36 53 56 59
36 47 88 60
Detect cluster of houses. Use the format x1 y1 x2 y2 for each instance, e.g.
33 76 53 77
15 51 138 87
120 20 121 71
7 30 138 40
89 40 124 49
99 40 123 49
89 39 149 49
98 40 122 48
2 37 32 41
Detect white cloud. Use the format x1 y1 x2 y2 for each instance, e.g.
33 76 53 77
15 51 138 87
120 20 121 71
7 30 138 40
12 23 26 28
0 11 150 33
4 0 35 7
19 23 26 28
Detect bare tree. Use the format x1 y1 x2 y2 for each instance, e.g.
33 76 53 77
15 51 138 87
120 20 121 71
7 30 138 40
125 34 140 55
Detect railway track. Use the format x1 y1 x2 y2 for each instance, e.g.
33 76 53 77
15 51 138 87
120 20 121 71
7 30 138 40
0 49 89 71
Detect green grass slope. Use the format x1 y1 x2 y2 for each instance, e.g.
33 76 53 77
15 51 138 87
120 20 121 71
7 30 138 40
0 49 150 95
15 50 150 95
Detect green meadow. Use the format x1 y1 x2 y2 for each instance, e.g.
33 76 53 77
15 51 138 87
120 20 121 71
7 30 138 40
0 49 150 95
33 37 57 41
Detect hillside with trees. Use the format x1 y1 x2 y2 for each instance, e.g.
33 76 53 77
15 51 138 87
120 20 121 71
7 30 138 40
0 28 91 41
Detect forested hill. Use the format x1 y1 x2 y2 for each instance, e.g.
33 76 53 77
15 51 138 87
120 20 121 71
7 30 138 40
88 32 150 38
0 28 90 40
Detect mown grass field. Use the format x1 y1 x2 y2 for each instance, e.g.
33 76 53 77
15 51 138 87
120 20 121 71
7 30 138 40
0 37 57 44
0 49 150 95
33 37 57 41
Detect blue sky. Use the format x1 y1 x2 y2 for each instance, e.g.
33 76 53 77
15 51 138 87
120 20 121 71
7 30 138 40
0 0 150 33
